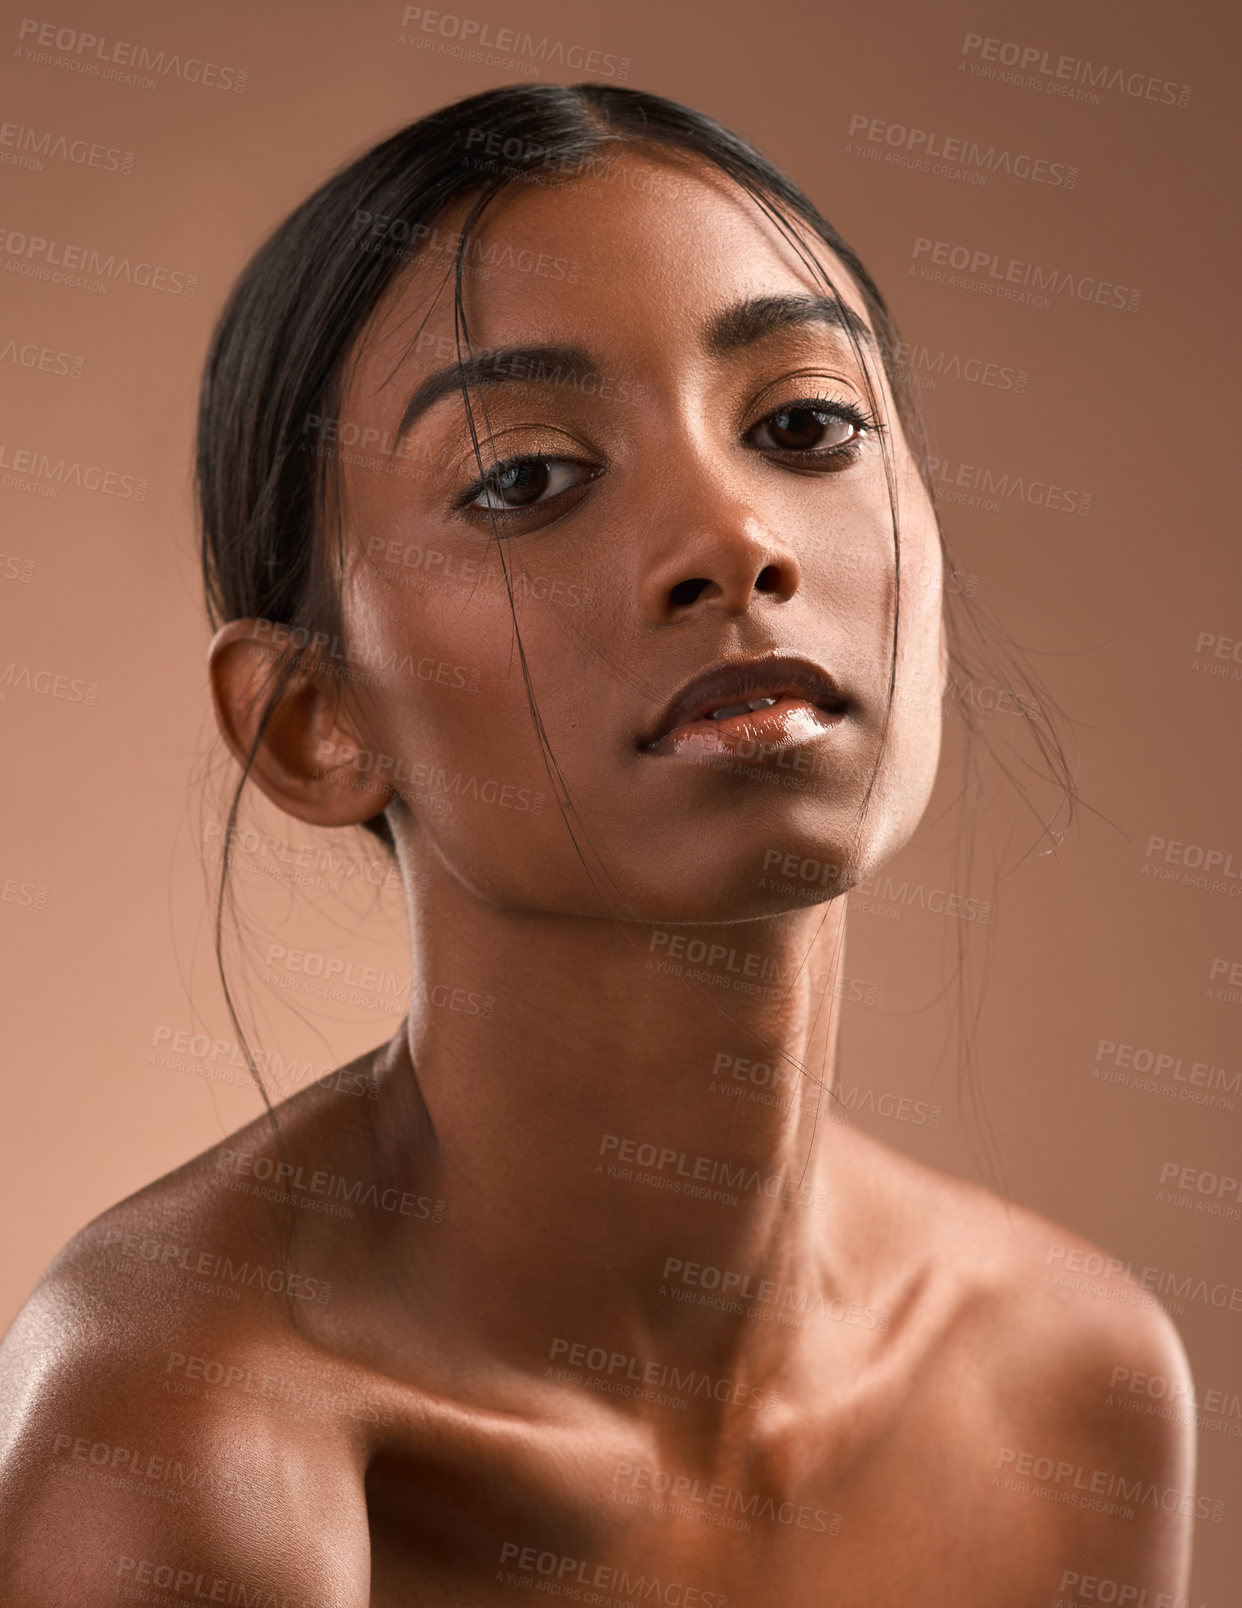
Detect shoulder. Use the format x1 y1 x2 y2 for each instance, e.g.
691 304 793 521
837 1120 1193 1382
838 1126 1196 1584
0 1068 386 1604
965 1185 1195 1588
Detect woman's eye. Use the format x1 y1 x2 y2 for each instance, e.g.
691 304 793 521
457 402 874 518
749 401 871 457
466 456 595 510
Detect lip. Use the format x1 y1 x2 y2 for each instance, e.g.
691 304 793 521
640 653 851 756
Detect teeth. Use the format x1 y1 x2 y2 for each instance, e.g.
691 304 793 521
708 696 780 721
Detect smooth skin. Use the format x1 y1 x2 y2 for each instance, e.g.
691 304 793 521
0 150 1194 1606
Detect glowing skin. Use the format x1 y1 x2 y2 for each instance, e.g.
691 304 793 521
0 152 1193 1606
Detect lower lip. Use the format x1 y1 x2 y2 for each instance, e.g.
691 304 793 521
645 697 846 758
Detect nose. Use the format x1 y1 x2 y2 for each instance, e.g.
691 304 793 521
636 486 802 624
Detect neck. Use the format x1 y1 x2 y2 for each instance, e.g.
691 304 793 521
361 852 859 1395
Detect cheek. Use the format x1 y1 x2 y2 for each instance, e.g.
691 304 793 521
339 568 601 882
849 488 944 821
880 581 946 830
350 588 534 768
899 564 946 695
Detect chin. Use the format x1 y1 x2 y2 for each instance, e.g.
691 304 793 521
607 845 867 927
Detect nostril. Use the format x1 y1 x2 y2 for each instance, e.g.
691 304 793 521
754 565 782 594
670 577 711 607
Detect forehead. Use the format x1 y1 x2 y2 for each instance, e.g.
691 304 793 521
351 149 876 387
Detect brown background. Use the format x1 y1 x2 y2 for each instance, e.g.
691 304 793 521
1 0 1238 1595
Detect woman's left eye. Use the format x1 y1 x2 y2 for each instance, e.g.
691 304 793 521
748 399 876 460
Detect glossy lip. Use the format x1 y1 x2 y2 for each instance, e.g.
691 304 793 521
639 653 851 753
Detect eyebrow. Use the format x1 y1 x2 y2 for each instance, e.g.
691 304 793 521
396 345 597 442
705 293 877 357
394 295 876 442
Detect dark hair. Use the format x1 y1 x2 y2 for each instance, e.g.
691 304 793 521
196 83 1075 1171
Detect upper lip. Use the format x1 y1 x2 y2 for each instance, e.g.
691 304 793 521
640 653 849 748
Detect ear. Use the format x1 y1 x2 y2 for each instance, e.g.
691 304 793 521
207 620 391 829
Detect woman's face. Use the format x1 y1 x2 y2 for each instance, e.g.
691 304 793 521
326 148 945 921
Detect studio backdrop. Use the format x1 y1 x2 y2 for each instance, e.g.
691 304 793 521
0 0 1237 1601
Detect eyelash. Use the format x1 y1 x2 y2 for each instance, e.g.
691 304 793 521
453 394 885 519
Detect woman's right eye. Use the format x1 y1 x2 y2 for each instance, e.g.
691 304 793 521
463 456 598 512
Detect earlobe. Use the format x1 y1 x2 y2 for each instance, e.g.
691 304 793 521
207 619 391 828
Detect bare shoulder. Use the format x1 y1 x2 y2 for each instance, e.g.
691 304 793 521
0 1058 390 1606
836 1123 1196 1586
837 1120 1192 1376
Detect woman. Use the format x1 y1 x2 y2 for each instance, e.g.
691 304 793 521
0 84 1194 1605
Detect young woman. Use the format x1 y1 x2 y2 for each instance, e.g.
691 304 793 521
0 84 1194 1606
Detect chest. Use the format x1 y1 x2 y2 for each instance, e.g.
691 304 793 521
360 1403 1066 1608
